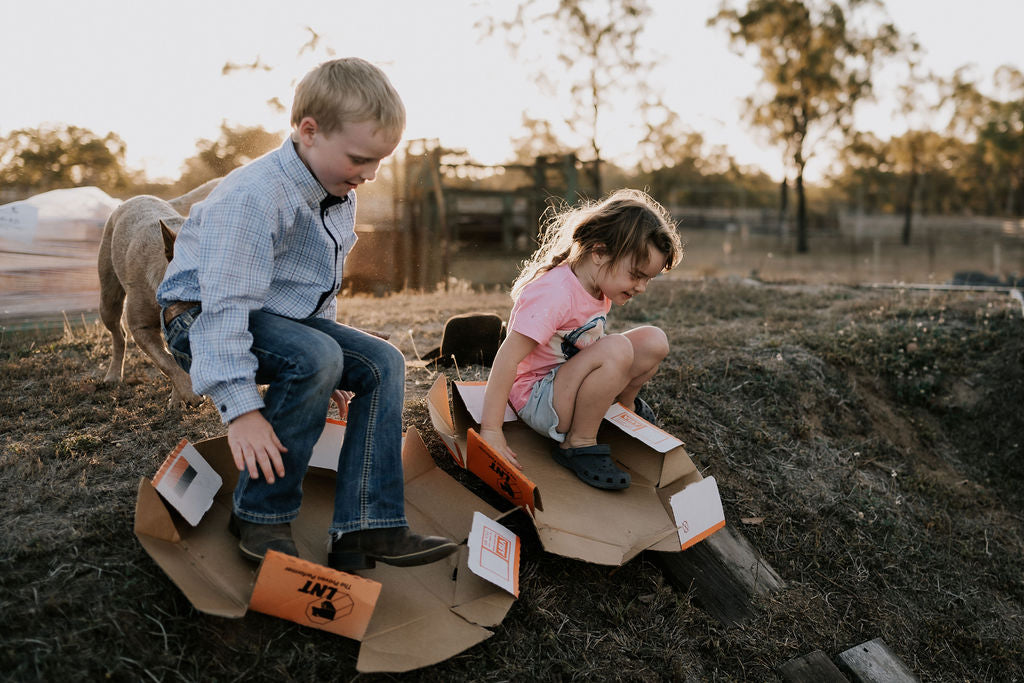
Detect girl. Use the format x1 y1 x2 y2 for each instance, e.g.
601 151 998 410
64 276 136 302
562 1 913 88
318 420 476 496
480 189 683 490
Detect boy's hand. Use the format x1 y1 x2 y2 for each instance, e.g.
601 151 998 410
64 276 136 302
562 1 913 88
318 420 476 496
228 411 288 483
480 427 522 470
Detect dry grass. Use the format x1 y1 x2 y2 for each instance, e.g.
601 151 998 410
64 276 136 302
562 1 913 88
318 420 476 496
1 279 1022 681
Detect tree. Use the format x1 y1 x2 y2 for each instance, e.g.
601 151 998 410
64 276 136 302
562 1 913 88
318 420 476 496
890 51 942 244
947 65 1024 217
175 122 283 193
480 0 655 195
710 0 901 252
509 114 572 165
0 124 136 196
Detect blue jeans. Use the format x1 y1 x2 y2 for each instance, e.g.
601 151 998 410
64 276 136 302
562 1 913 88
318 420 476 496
163 307 408 535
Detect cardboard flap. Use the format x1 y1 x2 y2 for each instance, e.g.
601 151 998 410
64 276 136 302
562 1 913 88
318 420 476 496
357 606 494 673
151 439 222 526
249 551 382 641
669 476 727 550
451 546 517 626
401 426 438 483
134 477 181 543
133 496 253 618
356 557 494 673
467 429 541 513
465 512 520 597
427 374 465 467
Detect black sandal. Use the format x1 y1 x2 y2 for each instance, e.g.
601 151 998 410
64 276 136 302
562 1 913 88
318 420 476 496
633 396 658 425
551 443 631 490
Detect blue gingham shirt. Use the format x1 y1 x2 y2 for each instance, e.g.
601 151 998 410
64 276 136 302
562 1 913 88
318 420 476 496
157 138 357 423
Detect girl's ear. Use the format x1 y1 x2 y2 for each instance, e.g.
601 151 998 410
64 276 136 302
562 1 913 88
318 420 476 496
591 244 609 266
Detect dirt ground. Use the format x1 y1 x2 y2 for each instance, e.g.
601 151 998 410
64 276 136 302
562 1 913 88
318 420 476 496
1 277 1022 681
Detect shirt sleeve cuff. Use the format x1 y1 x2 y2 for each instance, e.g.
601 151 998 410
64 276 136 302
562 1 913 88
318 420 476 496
208 382 265 424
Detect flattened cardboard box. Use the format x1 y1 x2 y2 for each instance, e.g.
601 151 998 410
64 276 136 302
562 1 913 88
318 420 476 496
134 422 516 673
428 376 725 566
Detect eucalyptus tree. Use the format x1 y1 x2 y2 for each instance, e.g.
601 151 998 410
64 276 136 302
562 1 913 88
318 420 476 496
710 0 901 252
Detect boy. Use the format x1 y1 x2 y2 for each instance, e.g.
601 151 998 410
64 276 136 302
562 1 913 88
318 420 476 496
157 58 456 571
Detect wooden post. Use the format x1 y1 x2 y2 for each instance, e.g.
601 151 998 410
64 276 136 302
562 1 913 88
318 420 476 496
837 638 918 683
652 523 784 627
778 650 849 682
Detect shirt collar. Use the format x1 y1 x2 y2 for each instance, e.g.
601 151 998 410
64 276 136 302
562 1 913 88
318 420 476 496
278 137 350 209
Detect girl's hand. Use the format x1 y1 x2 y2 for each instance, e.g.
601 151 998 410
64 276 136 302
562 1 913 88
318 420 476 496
331 390 354 419
479 427 522 470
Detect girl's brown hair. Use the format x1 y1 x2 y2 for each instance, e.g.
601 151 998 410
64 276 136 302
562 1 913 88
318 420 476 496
511 188 683 300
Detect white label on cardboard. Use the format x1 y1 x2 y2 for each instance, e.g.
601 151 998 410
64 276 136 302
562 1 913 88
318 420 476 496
310 420 346 471
455 382 516 424
669 476 726 550
0 203 38 242
152 440 222 526
467 512 520 596
309 420 407 471
604 402 684 453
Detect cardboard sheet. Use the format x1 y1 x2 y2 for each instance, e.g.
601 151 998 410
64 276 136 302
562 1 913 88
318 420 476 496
135 425 516 673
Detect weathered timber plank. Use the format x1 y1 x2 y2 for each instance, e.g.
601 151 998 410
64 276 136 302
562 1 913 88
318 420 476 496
778 650 849 682
837 638 918 683
651 523 784 627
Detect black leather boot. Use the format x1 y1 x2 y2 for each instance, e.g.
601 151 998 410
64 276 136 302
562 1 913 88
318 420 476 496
328 526 458 571
228 513 299 562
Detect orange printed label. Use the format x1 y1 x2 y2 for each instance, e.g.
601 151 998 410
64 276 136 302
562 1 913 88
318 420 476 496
466 429 540 513
152 439 189 487
249 551 382 641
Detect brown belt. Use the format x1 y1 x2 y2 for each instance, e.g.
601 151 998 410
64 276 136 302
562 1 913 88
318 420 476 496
163 301 201 326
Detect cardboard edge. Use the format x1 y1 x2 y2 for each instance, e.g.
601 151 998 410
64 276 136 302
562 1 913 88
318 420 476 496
680 520 726 551
134 477 181 543
427 374 466 467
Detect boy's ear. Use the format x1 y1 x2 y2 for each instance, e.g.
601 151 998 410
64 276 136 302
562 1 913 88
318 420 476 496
295 116 319 145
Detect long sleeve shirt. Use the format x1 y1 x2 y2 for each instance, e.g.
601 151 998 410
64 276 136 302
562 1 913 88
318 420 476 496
157 137 357 423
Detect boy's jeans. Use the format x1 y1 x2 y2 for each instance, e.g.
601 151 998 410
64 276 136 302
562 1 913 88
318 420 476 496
163 307 408 535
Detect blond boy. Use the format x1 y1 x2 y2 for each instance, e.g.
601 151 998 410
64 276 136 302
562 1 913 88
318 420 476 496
157 58 456 570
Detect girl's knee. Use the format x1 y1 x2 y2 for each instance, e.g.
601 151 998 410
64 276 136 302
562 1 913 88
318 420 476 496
595 333 635 368
629 326 669 361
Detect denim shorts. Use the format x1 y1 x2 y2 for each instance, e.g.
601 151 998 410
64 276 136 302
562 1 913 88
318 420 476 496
517 367 565 443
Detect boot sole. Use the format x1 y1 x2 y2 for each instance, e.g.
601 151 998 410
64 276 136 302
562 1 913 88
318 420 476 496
328 541 459 572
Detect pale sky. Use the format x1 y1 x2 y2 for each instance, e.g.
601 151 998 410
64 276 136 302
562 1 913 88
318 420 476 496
1 0 1021 183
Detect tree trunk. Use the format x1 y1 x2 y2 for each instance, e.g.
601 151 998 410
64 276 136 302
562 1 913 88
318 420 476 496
901 170 918 246
778 177 789 238
796 169 808 253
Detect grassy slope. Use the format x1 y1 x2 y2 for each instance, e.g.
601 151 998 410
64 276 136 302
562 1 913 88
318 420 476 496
0 280 1021 681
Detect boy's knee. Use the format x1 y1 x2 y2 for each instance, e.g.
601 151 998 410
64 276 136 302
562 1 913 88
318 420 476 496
296 335 345 381
371 339 406 380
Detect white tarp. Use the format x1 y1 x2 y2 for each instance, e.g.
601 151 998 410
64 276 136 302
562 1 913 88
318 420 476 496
0 186 121 320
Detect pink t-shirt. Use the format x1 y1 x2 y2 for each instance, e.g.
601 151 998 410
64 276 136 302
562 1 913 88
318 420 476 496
507 263 612 411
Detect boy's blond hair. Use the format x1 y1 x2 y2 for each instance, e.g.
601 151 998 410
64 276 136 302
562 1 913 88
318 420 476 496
511 189 683 300
291 57 406 139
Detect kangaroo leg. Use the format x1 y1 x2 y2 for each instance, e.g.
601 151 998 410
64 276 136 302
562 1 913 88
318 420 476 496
124 294 201 407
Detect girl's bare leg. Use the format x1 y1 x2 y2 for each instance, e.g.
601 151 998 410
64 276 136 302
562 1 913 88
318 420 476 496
551 334 634 449
616 326 669 410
